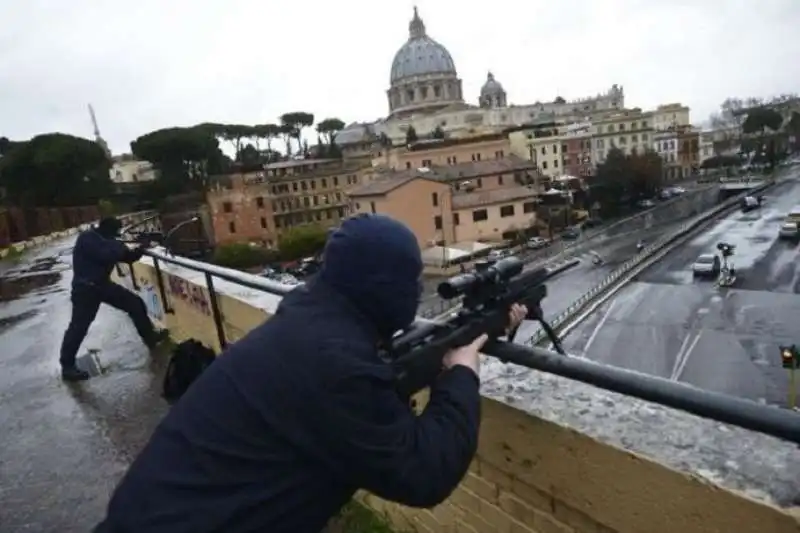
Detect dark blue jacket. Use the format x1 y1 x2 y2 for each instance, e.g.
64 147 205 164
72 229 142 287
95 215 482 533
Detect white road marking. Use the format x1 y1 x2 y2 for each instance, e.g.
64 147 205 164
670 333 693 380
582 300 616 356
672 331 702 381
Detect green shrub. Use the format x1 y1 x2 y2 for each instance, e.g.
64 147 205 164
212 242 278 269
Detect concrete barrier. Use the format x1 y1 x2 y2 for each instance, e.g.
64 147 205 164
112 237 800 533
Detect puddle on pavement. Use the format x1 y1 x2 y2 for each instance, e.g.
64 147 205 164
0 309 38 335
0 272 62 301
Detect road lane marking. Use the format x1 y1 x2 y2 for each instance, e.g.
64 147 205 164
581 300 616 356
670 333 693 380
672 331 702 381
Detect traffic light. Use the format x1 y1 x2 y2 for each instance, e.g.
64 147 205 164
780 345 799 369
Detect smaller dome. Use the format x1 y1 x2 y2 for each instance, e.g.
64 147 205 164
481 72 504 96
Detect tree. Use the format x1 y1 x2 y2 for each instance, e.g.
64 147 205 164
222 125 253 155
255 123 281 153
316 118 345 144
0 133 112 206
431 126 446 139
131 125 226 194
405 126 418 145
742 107 784 135
278 224 328 260
553 96 566 104
592 148 662 217
213 242 278 270
280 112 315 156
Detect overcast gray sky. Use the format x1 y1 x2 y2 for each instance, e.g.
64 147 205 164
1 0 799 154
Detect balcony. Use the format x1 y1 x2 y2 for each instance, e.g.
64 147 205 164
2 212 799 531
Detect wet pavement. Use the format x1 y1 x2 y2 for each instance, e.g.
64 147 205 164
564 174 800 406
0 237 168 533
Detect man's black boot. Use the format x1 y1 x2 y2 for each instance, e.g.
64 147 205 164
62 366 91 382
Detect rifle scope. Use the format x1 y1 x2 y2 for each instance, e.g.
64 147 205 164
437 256 524 300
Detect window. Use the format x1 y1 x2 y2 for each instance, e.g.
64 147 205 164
498 175 504 186
434 216 442 230
541 146 546 155
222 202 232 213
542 161 548 170
422 159 432 167
631 121 638 129
260 217 267 228
596 139 604 149
293 182 298 191
321 178 327 188
631 135 638 143
618 124 625 131
370 202 376 214
228 221 236 233
472 209 488 222
311 180 317 189
256 196 264 208
313 196 319 206
471 153 482 161
554 159 559 168
333 176 339 186
642 134 648 141
552 144 558 154
606 125 614 133
453 213 460 225
405 161 412 169
642 120 648 128
619 137 627 145
432 192 439 207
562 144 568 154
494 150 504 158
500 205 515 217
523 201 536 213
301 181 308 191
434 85 441 97
476 178 482 188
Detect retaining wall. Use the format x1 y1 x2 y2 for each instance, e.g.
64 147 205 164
112 250 800 533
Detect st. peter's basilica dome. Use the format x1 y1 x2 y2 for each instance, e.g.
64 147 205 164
386 7 464 118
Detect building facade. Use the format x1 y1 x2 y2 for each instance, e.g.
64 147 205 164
334 8 624 148
652 103 691 132
653 130 680 180
109 155 158 183
348 159 539 249
206 159 369 246
591 109 655 164
677 127 701 179
561 122 594 177
372 134 512 171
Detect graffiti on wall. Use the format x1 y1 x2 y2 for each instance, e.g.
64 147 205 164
116 266 165 322
166 274 211 315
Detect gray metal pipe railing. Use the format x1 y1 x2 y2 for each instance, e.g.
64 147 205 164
119 234 800 445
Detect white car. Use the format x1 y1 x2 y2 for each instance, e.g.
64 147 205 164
526 237 548 250
488 249 510 261
638 199 656 208
692 254 721 277
779 221 799 240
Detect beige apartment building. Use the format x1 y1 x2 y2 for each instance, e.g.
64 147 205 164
591 108 655 163
348 158 539 252
371 134 511 171
206 159 369 246
652 103 691 132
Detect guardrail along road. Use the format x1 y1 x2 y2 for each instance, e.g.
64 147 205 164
562 175 800 406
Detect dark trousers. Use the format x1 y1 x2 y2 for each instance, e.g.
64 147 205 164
59 282 157 368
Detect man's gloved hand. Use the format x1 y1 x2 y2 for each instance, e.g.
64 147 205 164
127 245 146 262
442 303 528 377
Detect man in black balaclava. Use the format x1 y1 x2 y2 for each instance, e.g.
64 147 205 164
93 213 526 533
59 217 168 381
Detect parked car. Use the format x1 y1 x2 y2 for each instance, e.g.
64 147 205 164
692 254 721 278
637 199 657 209
526 237 549 250
561 227 581 240
658 189 673 201
779 221 799 240
670 186 686 195
740 195 761 212
488 248 511 261
581 218 603 229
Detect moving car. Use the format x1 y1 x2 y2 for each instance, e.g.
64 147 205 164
779 221 799 240
740 195 761 212
637 199 656 208
526 237 549 250
692 254 721 278
582 218 603 229
561 227 581 240
488 248 511 261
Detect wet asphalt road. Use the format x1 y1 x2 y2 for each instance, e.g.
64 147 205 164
564 175 800 406
0 238 168 532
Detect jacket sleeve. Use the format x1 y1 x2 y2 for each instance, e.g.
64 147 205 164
80 232 134 265
307 341 481 508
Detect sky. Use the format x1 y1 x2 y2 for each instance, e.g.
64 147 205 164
1 0 799 155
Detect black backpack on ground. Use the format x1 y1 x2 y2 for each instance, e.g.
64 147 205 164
162 339 217 404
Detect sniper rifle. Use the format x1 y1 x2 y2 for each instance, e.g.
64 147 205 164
386 256 578 398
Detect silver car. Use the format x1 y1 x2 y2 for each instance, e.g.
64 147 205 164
779 221 799 240
692 254 721 277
